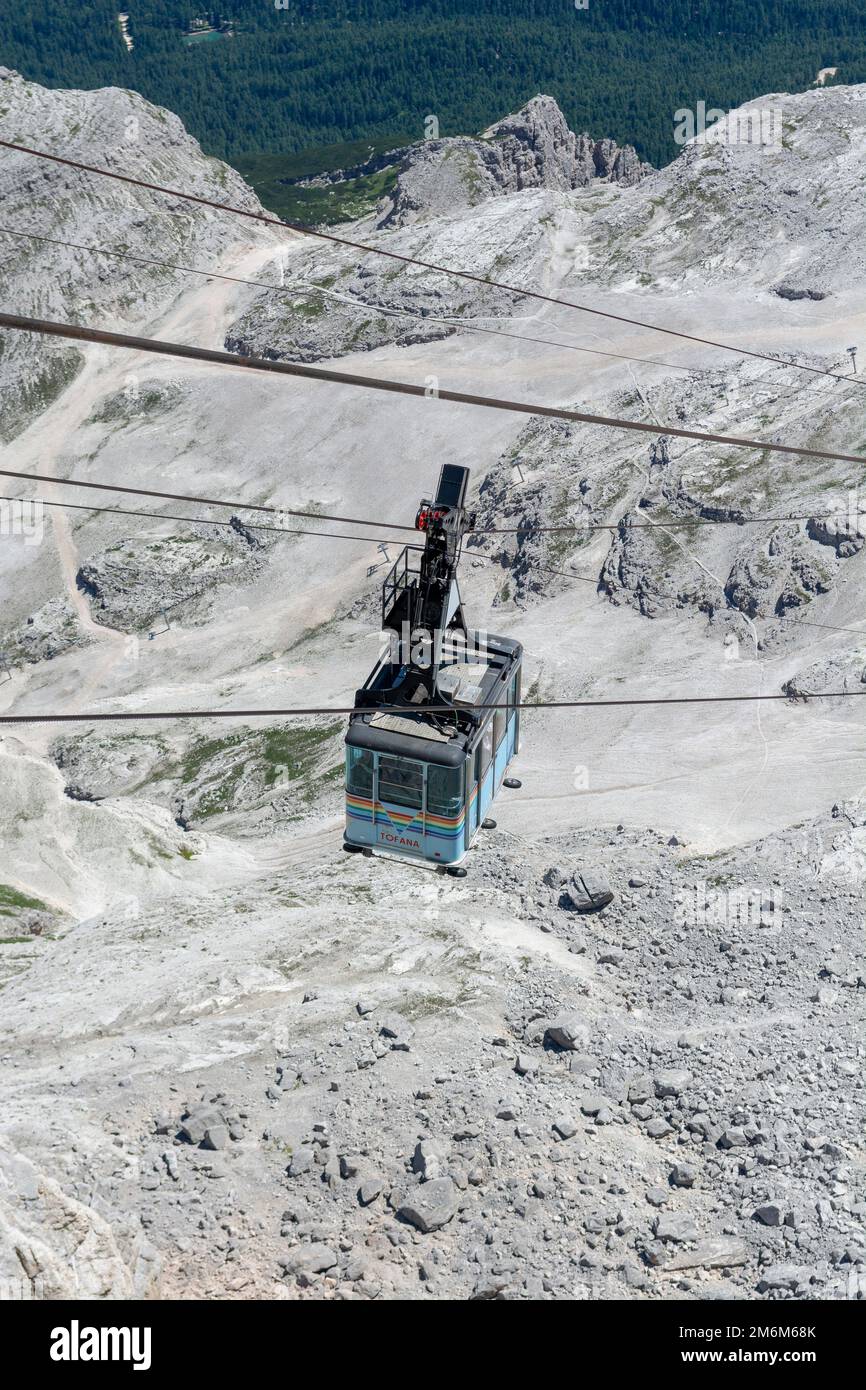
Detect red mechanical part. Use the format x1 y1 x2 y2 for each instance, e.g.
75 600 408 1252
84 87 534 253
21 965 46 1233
415 504 450 531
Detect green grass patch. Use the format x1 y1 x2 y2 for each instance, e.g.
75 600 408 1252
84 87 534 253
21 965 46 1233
87 383 182 426
260 726 342 787
231 150 401 226
0 884 48 913
178 723 343 820
0 349 83 444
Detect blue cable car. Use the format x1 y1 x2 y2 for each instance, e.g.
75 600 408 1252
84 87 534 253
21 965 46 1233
343 465 522 874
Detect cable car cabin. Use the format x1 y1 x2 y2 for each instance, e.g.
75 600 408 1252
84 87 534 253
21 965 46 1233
344 634 522 872
343 462 522 873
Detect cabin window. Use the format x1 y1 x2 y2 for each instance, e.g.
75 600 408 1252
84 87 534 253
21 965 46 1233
509 668 520 709
493 701 506 750
346 746 374 796
427 764 463 817
377 755 423 810
477 725 494 780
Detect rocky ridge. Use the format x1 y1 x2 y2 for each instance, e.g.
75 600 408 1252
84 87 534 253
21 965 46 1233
467 356 863 662
75 519 275 632
223 94 651 365
0 68 277 440
377 95 652 228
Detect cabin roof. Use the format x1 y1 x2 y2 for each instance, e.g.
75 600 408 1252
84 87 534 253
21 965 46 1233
370 712 452 743
346 633 522 766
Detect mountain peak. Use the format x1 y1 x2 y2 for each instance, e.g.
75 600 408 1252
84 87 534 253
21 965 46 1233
378 94 652 226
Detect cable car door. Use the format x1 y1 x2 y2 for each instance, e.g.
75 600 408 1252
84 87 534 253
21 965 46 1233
466 747 479 847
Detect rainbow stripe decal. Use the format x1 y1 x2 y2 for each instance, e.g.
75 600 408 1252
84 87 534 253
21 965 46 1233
346 793 467 844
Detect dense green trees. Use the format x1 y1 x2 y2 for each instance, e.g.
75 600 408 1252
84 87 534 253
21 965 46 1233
1 2 864 169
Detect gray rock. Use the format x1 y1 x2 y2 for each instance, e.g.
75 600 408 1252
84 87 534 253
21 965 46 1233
598 948 624 965
1 1146 40 1201
201 1125 228 1152
282 1243 338 1277
471 1275 512 1300
646 1117 674 1139
379 95 652 231
339 1154 365 1179
663 1238 748 1272
514 1053 538 1076
811 986 838 1006
358 1177 384 1206
396 1178 458 1233
179 1105 222 1146
718 1128 748 1149
628 1075 654 1104
76 524 267 637
579 1092 613 1117
687 1114 713 1139
654 1212 699 1243
653 1069 692 1098
412 1138 449 1182
287 1147 315 1177
322 1156 341 1187
469 1278 511 1301
566 869 614 913
756 1265 811 1293
2 596 90 669
754 1203 784 1227
544 1013 588 1051
379 1013 415 1050
669 1163 697 1188
552 1118 578 1140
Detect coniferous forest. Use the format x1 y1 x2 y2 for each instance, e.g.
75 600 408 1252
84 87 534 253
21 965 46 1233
1 1 865 170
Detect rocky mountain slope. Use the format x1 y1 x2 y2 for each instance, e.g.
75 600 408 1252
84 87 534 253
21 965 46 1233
223 86 866 365
224 94 653 365
0 74 863 1302
1 807 862 1301
377 95 652 228
588 86 866 298
0 65 278 440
